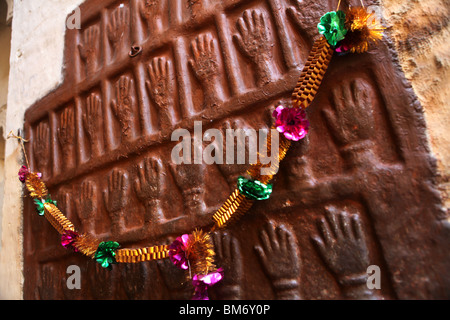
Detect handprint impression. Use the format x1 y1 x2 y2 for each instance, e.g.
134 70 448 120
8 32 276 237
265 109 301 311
83 93 103 158
146 57 174 129
75 179 98 234
216 118 254 189
254 220 301 299
234 9 274 87
312 206 380 299
211 231 243 300
139 0 164 35
189 34 221 108
103 168 129 234
170 143 206 217
78 25 100 76
122 262 150 300
111 75 135 142
134 157 165 223
34 122 50 175
57 107 76 170
322 79 376 168
107 5 129 58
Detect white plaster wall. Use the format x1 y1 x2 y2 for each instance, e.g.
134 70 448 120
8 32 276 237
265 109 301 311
0 0 84 300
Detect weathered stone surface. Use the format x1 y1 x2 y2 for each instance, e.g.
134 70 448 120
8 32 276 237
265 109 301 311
381 0 450 209
22 0 449 299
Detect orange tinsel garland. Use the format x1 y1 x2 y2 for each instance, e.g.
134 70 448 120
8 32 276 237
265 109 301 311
343 7 385 54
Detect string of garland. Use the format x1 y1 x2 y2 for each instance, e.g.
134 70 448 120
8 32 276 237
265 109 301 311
16 6 383 300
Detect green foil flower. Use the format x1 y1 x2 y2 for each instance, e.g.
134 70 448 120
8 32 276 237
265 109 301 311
34 199 45 216
237 176 273 201
317 11 348 47
95 241 120 269
34 195 57 216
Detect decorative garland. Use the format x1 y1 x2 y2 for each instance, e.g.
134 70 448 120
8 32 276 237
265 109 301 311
14 5 384 300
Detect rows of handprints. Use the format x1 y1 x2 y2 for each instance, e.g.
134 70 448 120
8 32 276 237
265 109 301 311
77 0 288 96
28 113 271 251
29 0 328 180
76 0 323 80
34 204 386 299
26 75 399 259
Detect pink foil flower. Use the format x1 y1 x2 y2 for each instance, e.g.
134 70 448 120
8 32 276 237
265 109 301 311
336 43 351 53
61 230 79 252
18 166 29 183
169 234 190 270
273 105 309 141
192 269 224 300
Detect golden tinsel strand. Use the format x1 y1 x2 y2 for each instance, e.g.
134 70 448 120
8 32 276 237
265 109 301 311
185 229 216 276
344 7 385 54
25 173 48 199
212 189 254 229
247 128 291 184
73 233 101 259
292 36 333 109
213 128 291 230
43 203 75 234
115 245 169 263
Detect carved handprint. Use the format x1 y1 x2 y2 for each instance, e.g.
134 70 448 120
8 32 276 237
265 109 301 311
234 10 273 86
285 1 326 44
190 34 218 82
78 25 100 76
122 263 149 299
107 5 129 53
157 255 188 291
58 108 75 148
34 122 50 172
134 157 165 223
187 0 208 17
323 79 375 147
111 75 135 141
38 265 58 300
311 206 378 299
322 79 377 169
139 0 164 34
146 57 174 128
254 220 301 299
56 190 72 220
189 34 220 108
83 93 103 158
212 231 243 299
170 148 205 216
74 180 97 233
312 206 369 278
157 239 193 299
88 261 116 299
57 107 75 169
285 136 315 189
103 169 128 234
216 119 253 189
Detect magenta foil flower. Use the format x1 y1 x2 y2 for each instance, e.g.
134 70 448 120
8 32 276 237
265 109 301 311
61 230 79 252
169 234 190 270
18 166 29 183
273 105 309 141
192 268 224 300
336 43 351 53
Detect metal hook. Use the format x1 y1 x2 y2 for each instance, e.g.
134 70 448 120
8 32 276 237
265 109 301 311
7 129 31 168
129 45 142 58
7 129 29 143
